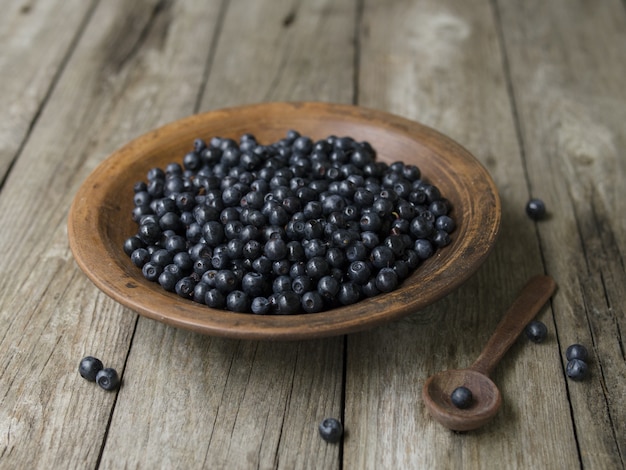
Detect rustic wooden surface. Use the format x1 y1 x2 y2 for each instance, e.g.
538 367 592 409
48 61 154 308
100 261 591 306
0 0 624 468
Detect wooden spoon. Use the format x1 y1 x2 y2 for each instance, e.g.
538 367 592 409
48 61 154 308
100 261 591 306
422 274 557 431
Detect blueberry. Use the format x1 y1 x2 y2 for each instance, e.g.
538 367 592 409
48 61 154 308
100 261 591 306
435 215 456 233
78 356 104 382
175 277 196 299
566 358 588 381
251 296 271 314
301 291 324 313
264 238 287 261
370 245 394 269
450 386 473 409
96 368 120 391
205 288 226 308
526 198 546 220
318 418 343 443
241 272 270 297
158 270 180 292
566 344 589 362
525 320 548 343
375 267 399 293
142 262 163 282
274 291 301 314
338 282 361 305
226 290 250 312
130 248 151 268
347 261 371 284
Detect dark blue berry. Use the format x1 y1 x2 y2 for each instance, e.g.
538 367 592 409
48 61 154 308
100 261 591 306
566 344 589 362
226 290 250 312
251 296 271 314
130 248 150 268
450 386 473 409
318 418 343 443
566 358 588 381
274 291 301 314
525 320 548 343
215 270 238 293
264 238 287 261
414 239 434 260
347 261 371 284
338 282 361 305
241 272 270 297
370 245 394 269
375 267 399 293
175 277 196 299
158 270 180 292
193 282 210 304
78 356 103 382
301 291 324 313
205 288 225 308
96 368 120 391
142 262 163 282
526 198 546 220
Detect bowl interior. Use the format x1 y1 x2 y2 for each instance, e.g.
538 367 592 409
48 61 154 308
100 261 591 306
68 102 500 340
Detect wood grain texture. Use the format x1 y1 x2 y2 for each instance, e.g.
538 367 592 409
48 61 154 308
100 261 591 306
345 0 579 468
0 0 624 468
496 0 626 467
99 0 356 468
0 0 95 180
0 0 221 467
200 0 356 109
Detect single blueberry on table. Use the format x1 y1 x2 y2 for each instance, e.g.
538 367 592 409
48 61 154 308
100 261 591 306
525 320 548 343
566 358 588 381
566 344 589 362
526 198 546 220
96 368 120 391
450 386 473 409
78 356 103 382
318 418 343 443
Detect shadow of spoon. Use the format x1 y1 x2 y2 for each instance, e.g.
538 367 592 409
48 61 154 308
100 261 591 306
422 274 557 432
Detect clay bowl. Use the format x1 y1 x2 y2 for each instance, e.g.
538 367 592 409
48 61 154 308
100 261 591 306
67 102 501 340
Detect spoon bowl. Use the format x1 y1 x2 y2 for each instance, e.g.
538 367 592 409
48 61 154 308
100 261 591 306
423 369 501 432
422 274 556 431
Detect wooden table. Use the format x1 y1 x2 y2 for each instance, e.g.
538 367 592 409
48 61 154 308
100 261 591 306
1 0 624 468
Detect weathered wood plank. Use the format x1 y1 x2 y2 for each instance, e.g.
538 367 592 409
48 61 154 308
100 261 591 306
99 0 356 468
496 0 626 467
345 0 579 468
0 0 222 467
0 0 95 180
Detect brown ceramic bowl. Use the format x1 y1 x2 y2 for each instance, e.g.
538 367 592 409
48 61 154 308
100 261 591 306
68 102 500 340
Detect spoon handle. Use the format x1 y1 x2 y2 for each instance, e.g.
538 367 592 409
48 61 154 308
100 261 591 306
470 274 556 376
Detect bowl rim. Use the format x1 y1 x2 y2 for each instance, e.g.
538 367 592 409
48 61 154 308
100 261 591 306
67 101 501 340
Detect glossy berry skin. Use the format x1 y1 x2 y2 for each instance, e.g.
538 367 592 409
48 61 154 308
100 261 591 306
526 198 546 220
318 418 343 443
96 368 120 391
226 290 251 313
78 356 104 382
566 358 588 381
450 386 473 409
525 320 548 343
566 344 589 362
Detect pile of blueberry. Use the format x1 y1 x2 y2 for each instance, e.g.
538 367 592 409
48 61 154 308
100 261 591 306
123 131 455 314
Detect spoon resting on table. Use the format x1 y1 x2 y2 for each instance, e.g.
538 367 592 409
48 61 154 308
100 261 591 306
422 274 557 432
